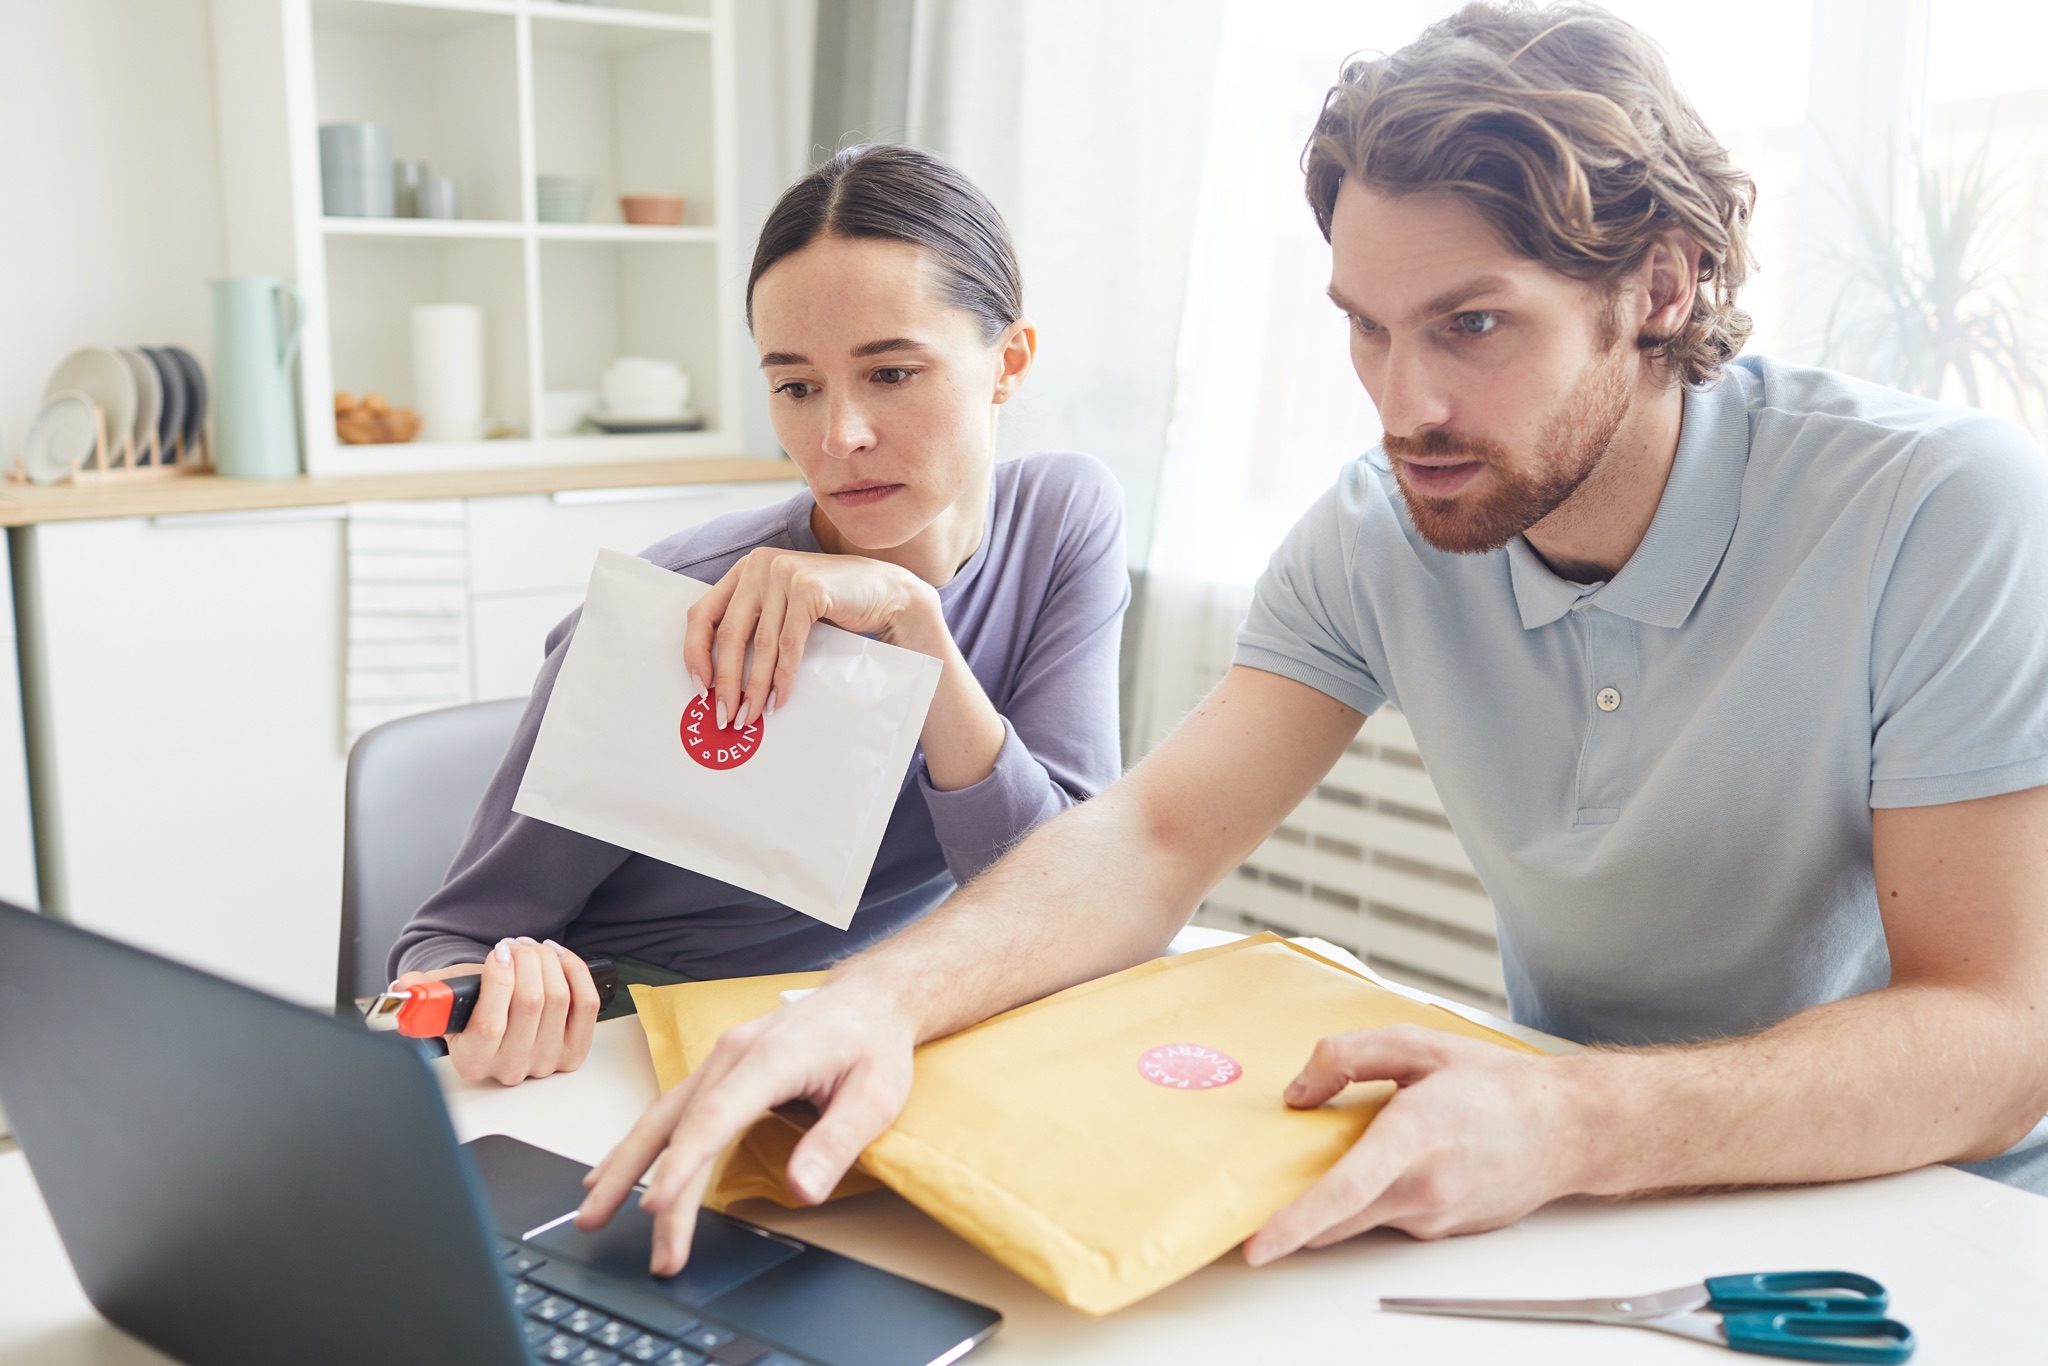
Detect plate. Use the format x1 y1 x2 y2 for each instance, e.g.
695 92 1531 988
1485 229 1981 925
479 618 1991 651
166 345 207 455
43 347 135 460
586 409 706 434
145 347 186 463
117 347 161 463
24 391 97 484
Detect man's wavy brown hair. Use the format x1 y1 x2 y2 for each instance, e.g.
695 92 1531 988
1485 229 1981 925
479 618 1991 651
1304 1 1756 386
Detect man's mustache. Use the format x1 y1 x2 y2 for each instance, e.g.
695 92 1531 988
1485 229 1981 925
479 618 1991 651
1383 429 1508 463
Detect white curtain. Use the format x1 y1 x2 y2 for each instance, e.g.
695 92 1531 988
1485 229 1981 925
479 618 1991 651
1130 2 1431 755
1130 0 2048 761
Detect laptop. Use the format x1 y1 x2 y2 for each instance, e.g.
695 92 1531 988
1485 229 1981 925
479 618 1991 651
0 902 1000 1366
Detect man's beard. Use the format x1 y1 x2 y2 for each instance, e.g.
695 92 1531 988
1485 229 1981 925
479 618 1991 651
1385 345 1634 555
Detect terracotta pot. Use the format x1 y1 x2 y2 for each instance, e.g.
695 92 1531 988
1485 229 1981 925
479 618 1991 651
620 194 686 226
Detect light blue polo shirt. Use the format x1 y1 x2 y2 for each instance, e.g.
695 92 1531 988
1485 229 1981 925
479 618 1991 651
1236 355 2048 1190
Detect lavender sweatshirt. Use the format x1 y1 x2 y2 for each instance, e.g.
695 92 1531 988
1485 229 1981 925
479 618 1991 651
389 452 1128 981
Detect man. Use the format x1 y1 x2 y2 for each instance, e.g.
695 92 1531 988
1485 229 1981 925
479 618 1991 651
580 1 2048 1275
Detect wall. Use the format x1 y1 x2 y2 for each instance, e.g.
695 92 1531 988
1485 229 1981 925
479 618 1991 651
0 1 229 466
729 0 817 462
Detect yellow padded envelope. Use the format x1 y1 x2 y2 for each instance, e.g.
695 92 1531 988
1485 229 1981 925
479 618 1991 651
630 933 1541 1314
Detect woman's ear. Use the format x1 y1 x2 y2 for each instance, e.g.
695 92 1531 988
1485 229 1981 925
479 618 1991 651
991 319 1037 405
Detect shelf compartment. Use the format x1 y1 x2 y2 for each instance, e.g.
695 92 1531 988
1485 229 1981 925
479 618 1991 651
533 2 713 34
539 237 723 432
324 216 525 238
323 0 521 20
311 0 523 223
531 11 714 228
533 223 715 244
322 234 532 445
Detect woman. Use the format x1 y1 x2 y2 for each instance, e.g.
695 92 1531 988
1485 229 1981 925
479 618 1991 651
387 144 1128 1086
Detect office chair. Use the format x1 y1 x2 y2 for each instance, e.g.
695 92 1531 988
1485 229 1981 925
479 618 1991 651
336 698 526 1012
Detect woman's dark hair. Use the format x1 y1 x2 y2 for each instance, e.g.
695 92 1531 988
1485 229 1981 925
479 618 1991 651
746 143 1023 343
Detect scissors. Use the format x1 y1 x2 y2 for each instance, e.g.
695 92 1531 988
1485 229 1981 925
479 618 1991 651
1381 1270 1915 1362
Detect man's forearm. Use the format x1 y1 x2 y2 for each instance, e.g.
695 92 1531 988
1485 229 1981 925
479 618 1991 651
1572 982 2048 1193
827 668 1366 1046
830 783 1208 1044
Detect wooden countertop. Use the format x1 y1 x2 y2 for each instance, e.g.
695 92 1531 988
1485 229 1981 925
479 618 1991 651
0 457 800 526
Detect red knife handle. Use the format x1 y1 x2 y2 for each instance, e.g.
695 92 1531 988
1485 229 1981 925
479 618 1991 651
392 956 617 1038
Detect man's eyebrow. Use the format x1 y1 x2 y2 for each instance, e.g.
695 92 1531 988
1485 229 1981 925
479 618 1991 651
1326 275 1514 325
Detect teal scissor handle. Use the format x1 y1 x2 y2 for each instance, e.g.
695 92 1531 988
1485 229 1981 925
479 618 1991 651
1720 1310 1915 1363
1708 1271 1889 1315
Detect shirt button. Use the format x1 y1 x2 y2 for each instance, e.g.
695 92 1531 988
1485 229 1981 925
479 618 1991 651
1596 687 1622 712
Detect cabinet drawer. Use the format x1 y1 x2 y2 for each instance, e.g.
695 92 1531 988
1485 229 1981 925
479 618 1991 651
472 591 582 702
466 482 803 597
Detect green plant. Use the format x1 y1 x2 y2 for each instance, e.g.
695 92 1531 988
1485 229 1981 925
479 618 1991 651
1820 138 2048 428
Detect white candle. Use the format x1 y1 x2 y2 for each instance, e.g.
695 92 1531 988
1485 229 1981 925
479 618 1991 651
410 304 485 442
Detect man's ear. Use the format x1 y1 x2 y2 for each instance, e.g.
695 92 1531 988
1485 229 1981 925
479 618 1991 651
1640 229 1703 342
991 319 1037 404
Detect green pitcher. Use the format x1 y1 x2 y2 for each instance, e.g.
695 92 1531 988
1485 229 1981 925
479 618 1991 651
210 276 306 479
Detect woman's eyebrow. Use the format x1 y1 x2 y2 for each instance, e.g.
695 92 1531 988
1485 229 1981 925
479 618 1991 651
852 337 932 357
759 338 932 368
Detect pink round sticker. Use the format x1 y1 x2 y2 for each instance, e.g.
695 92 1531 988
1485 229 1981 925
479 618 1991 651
1138 1043 1242 1091
680 689 764 770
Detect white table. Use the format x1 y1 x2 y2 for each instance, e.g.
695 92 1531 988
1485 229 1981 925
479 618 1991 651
4 1015 2045 1364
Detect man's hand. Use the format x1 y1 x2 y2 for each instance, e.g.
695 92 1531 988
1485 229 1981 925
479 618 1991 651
1245 785 2048 1268
575 985 917 1275
394 937 601 1087
574 666 1365 1276
1244 1026 1584 1266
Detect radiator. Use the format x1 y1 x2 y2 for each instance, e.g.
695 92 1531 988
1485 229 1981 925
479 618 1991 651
1193 706 1508 1014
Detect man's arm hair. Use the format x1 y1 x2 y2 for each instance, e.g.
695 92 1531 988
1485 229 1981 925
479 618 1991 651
1577 784 2048 1191
835 666 1367 1042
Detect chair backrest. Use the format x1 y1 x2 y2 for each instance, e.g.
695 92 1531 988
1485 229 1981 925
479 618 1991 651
337 698 526 1011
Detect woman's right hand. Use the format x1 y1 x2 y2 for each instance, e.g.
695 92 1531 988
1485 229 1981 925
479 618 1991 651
683 547 943 732
392 937 601 1086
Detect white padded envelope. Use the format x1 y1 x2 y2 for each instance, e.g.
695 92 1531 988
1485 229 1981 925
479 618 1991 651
514 550 944 929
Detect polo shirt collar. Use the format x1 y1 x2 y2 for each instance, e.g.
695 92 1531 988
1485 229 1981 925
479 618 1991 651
1507 370 1752 630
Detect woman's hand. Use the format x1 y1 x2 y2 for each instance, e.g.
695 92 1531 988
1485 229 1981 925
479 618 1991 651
392 937 602 1087
684 548 947 731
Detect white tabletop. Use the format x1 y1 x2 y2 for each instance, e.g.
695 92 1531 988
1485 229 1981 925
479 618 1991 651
4 1014 2045 1364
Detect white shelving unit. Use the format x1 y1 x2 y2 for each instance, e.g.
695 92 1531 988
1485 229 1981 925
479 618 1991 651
211 0 749 476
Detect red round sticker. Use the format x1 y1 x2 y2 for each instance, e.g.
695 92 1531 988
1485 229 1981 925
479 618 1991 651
680 689 764 770
1138 1043 1242 1091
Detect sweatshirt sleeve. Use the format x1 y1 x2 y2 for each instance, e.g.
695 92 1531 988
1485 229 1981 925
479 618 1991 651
917 455 1130 882
385 608 634 980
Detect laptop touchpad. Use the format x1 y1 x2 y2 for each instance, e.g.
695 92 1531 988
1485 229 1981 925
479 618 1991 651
531 1201 802 1306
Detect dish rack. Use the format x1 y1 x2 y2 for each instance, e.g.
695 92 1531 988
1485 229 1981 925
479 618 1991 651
10 406 213 487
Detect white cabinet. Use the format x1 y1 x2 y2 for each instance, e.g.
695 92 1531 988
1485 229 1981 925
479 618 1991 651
11 479 798 1005
0 551 37 911
209 0 749 476
14 510 349 1005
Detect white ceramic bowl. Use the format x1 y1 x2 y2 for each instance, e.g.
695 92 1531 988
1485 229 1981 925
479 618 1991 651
600 360 689 418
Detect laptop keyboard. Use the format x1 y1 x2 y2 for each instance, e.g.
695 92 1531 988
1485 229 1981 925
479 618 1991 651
498 1238 813 1366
